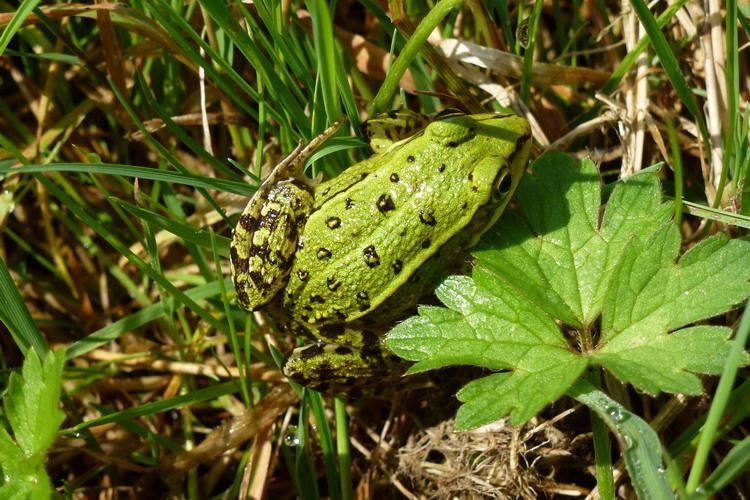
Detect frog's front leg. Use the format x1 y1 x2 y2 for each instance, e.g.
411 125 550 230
231 182 313 310
281 325 407 392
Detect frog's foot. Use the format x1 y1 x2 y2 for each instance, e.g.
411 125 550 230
282 342 407 394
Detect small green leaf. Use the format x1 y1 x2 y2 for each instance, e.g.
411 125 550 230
0 350 65 499
386 152 750 429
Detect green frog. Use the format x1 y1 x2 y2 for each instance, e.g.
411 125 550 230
230 111 531 392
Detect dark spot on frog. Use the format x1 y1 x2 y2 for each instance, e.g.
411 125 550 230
438 164 446 173
317 247 332 260
392 260 403 274
377 194 395 213
322 187 331 196
299 312 309 321
326 216 341 229
335 345 352 356
361 331 380 358
399 229 407 237
389 173 399 182
468 172 474 181
236 287 249 308
297 269 309 281
238 213 256 232
315 361 336 380
357 290 369 301
288 222 298 241
388 110 398 119
249 271 264 287
326 276 341 291
303 305 313 311
462 202 468 210
471 185 478 192
407 155 415 163
419 209 437 226
230 248 247 273
310 294 325 303
363 245 380 267
262 208 280 222
447 141 458 148
333 309 347 321
362 330 378 347
361 173 368 179
421 239 431 248
345 198 355 209
299 343 324 360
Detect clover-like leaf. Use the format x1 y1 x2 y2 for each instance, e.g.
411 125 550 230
386 153 750 430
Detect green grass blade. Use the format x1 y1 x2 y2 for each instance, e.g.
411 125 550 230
0 163 252 196
699 436 750 496
308 391 340 500
0 0 41 56
686 298 750 492
370 0 463 114
65 381 241 433
0 256 48 357
66 280 226 360
520 0 544 104
568 380 673 499
114 200 230 257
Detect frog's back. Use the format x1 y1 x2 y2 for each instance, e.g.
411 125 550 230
282 114 530 325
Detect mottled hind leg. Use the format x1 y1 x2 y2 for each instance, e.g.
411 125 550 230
282 341 408 394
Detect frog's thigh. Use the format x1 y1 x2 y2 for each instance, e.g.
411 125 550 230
282 340 403 390
231 182 313 310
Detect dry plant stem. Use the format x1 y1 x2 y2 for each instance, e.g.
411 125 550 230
632 19 649 174
441 57 549 146
240 426 274 500
620 0 648 176
162 385 298 478
85 349 282 381
702 0 724 198
437 39 611 86
545 111 619 152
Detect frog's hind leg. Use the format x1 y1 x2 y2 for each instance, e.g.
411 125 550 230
282 338 407 394
231 182 313 310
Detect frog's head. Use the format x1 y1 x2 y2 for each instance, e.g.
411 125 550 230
426 112 531 231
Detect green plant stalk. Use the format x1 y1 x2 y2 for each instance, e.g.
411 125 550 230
591 410 615 500
588 370 615 500
686 298 750 492
308 391 341 500
211 230 251 407
335 397 353 500
307 0 341 121
724 0 739 194
520 0 544 105
370 0 463 114
666 117 684 226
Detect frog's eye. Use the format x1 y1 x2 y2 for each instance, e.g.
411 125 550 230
495 171 513 196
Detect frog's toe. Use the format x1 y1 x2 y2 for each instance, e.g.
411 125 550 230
282 342 406 393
